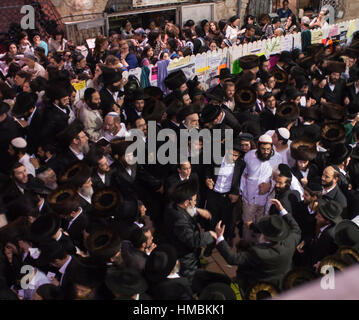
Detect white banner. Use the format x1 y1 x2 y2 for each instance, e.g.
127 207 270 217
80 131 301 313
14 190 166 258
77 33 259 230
132 0 189 7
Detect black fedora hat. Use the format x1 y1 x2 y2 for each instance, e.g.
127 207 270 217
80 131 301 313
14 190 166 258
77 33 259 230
238 54 259 70
200 104 222 124
334 220 359 249
150 279 192 300
164 70 187 91
145 244 178 283
290 140 317 161
282 268 317 291
214 68 234 80
35 239 66 267
247 282 279 300
85 225 122 260
204 85 226 103
59 161 92 187
321 123 346 147
28 213 61 243
12 92 38 118
306 176 322 193
320 102 344 121
316 198 343 224
199 282 236 300
92 187 122 217
234 86 256 109
255 215 290 242
276 102 300 122
279 51 296 66
328 143 352 165
281 86 302 101
191 269 231 295
133 87 149 101
143 86 164 100
142 99 166 122
102 68 122 85
106 267 148 297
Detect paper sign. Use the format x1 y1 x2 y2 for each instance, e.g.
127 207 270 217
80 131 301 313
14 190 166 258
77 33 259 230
195 54 208 74
72 80 86 91
266 37 282 55
347 20 357 39
328 25 338 38
281 35 293 52
168 56 191 70
86 38 96 49
311 29 323 44
208 55 222 70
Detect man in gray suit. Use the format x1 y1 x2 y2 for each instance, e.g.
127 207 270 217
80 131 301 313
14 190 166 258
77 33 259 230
211 198 301 294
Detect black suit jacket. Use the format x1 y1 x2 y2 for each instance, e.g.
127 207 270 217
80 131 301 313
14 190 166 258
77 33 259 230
41 103 70 145
121 240 148 274
322 185 348 212
99 88 125 119
292 201 316 243
51 148 80 176
217 213 301 291
63 211 89 252
260 107 276 132
91 171 112 192
291 163 319 185
149 277 194 300
26 107 45 155
60 255 82 288
345 83 359 105
323 79 346 104
269 189 301 216
346 189 359 220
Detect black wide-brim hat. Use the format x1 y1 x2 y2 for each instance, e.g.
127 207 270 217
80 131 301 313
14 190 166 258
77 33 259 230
142 99 166 122
334 220 359 249
145 244 178 283
28 213 61 244
282 268 317 291
247 282 279 300
59 161 92 188
106 267 148 296
326 60 346 74
270 68 288 85
164 70 187 91
238 54 259 70
318 255 347 275
276 102 300 121
255 215 290 242
102 68 123 85
336 246 359 265
317 198 343 224
290 140 317 161
321 123 346 146
279 51 296 66
85 225 122 259
92 187 122 217
12 92 38 118
300 105 321 121
204 86 226 103
305 43 324 56
346 102 359 118
342 47 359 59
298 55 315 69
328 143 352 165
191 269 232 295
199 282 236 300
234 86 256 109
321 102 344 121
133 87 150 101
200 104 222 124
47 184 78 214
214 68 234 80
35 239 65 267
143 86 164 100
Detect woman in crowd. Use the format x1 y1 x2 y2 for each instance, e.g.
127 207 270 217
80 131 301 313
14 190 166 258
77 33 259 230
86 35 109 74
225 15 241 44
284 13 300 34
141 45 156 67
48 27 68 53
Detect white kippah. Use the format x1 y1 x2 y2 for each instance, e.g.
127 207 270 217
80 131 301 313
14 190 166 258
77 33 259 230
265 130 275 137
11 137 27 148
278 127 290 140
258 134 273 144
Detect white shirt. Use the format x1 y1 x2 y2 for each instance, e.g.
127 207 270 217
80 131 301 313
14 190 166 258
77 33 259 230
27 107 37 126
328 83 335 92
268 150 283 169
107 88 119 102
98 172 106 184
301 168 309 179
78 192 92 204
67 208 83 230
240 149 273 205
69 146 84 161
22 268 51 300
59 255 72 286
214 157 235 194
225 25 239 44
19 153 36 177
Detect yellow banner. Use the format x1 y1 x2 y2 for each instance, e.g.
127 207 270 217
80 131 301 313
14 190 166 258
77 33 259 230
72 80 86 91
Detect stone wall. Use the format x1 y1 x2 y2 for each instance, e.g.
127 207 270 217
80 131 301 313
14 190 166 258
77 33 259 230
214 0 239 21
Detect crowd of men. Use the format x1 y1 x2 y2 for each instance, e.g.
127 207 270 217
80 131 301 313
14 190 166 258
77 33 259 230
0 4 359 300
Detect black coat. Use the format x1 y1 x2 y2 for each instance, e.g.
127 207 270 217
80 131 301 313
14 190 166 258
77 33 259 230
0 115 23 174
323 79 346 104
91 171 112 192
217 213 301 291
268 189 301 216
121 240 148 274
163 204 214 281
345 83 359 105
292 201 316 243
260 107 276 132
63 211 89 252
346 189 359 220
124 104 142 126
51 148 80 176
148 277 194 300
99 88 126 119
41 103 70 145
322 185 348 214
26 107 45 155
291 163 320 185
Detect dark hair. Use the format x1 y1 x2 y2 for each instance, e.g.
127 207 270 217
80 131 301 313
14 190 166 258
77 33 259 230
180 46 192 57
30 76 47 93
182 27 193 41
129 228 147 249
272 17 281 25
263 92 275 101
36 284 63 300
246 24 256 31
303 186 322 198
52 26 65 39
148 31 160 48
84 88 97 103
167 38 178 53
85 145 105 168
229 16 240 24
184 19 195 28
169 179 197 205
7 63 21 79
17 31 28 43
16 70 32 82
11 162 25 176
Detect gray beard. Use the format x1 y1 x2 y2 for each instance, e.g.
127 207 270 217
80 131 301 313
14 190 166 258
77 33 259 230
80 186 94 199
79 142 90 155
46 182 58 190
186 205 196 217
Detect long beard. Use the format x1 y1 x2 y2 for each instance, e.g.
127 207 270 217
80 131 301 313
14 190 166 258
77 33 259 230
46 181 58 191
322 180 334 189
79 142 90 155
256 150 271 162
275 185 289 197
80 185 94 199
186 205 196 217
